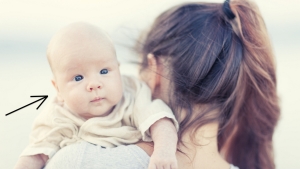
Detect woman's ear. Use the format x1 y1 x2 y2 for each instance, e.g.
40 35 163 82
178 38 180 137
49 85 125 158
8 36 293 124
51 79 64 103
144 53 161 93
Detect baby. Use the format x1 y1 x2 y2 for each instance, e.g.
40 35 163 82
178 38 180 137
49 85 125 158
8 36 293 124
14 22 178 169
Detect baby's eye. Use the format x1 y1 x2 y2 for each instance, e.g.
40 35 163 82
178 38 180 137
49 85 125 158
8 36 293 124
100 69 108 74
74 75 84 81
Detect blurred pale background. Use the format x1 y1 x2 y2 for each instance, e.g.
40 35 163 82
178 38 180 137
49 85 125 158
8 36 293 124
0 0 299 168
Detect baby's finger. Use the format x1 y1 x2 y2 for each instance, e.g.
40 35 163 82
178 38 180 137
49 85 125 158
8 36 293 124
171 163 178 169
156 165 164 169
160 164 172 169
155 163 165 169
148 162 157 169
162 165 170 169
155 165 162 169
168 164 178 169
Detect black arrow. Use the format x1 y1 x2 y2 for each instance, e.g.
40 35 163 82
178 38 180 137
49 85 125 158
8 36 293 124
5 95 48 116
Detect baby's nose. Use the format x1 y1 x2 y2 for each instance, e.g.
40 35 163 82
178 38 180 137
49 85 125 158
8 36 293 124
87 82 102 91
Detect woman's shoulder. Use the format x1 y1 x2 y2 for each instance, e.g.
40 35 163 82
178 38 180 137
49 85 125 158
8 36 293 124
136 142 240 169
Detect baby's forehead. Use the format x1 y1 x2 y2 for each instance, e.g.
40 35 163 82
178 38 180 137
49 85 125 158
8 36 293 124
53 23 113 48
48 22 115 68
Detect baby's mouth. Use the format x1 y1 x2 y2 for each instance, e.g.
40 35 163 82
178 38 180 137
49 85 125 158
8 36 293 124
91 97 103 102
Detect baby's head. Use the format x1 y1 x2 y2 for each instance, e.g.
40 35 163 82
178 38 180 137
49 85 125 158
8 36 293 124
47 22 123 119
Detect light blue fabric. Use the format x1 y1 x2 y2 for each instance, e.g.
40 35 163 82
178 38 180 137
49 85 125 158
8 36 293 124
230 164 239 169
44 141 149 169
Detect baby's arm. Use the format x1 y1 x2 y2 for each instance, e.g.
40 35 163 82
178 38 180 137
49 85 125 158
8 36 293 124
149 117 178 169
14 98 71 169
14 154 48 169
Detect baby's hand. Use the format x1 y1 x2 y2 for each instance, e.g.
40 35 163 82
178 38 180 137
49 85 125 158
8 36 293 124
148 148 178 169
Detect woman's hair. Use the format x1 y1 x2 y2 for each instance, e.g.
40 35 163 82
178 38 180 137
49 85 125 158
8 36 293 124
138 0 280 169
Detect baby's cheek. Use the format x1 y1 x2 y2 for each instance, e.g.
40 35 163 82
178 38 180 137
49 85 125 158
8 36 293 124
66 90 86 114
110 83 123 104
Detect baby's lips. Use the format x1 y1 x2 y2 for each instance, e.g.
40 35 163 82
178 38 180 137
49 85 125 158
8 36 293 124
91 97 103 102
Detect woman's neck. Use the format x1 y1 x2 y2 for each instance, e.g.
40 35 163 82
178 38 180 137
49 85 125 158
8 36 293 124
176 122 230 169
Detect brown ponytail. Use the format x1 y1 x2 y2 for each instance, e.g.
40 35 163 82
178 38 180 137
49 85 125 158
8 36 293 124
219 1 280 169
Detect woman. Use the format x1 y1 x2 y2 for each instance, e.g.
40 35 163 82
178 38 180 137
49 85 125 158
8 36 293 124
46 0 280 169
136 0 280 168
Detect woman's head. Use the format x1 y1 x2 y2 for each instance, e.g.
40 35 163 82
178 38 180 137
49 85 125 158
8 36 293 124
138 0 280 169
140 1 243 127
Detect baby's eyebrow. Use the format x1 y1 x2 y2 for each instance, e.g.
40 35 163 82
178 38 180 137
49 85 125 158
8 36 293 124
62 66 81 76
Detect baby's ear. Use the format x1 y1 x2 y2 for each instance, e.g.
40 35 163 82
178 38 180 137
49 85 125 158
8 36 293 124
51 79 64 103
51 79 59 92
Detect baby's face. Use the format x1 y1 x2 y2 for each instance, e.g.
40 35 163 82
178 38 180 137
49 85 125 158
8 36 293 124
52 38 123 119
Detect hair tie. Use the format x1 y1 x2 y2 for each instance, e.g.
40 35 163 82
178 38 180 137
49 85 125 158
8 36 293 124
222 0 235 20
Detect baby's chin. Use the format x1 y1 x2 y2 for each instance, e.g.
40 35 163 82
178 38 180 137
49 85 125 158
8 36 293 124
80 114 95 120
79 111 112 119
75 113 95 120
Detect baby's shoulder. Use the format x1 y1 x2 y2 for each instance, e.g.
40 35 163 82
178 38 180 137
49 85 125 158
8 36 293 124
121 75 152 101
121 75 147 92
